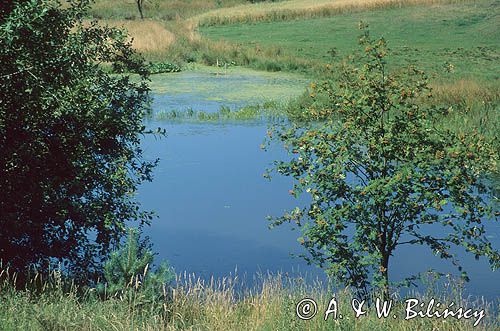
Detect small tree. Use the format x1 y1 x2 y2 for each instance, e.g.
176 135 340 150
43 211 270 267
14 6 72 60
0 0 158 281
266 25 499 299
98 228 175 302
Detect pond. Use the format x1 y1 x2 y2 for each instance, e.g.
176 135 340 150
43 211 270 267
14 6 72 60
138 67 499 300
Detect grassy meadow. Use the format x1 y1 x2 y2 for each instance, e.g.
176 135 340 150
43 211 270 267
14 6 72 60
200 0 499 138
1 269 499 330
87 0 499 78
200 1 499 79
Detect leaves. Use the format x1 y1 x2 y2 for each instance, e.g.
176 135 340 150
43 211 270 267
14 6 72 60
267 26 499 297
0 0 159 282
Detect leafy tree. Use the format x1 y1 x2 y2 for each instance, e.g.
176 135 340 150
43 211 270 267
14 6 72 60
265 25 499 299
0 0 158 281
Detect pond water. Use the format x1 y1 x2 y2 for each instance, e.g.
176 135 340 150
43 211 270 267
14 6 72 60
148 66 309 113
138 68 499 300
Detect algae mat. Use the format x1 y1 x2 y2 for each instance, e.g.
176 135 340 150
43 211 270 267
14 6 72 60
149 66 309 113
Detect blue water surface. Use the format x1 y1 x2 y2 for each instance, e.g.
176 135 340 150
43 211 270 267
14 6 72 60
137 71 499 300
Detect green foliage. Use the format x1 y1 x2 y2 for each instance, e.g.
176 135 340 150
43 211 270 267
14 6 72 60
97 228 174 302
265 25 499 298
154 102 282 123
0 0 158 281
114 61 181 75
147 61 181 74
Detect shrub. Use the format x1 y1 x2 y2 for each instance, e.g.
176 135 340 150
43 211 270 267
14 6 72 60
0 0 158 281
97 228 175 304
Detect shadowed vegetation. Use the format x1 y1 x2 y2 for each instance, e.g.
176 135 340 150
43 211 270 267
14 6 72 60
1 267 498 330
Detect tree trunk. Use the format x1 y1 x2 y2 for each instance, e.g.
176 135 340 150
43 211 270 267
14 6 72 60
381 254 390 301
136 0 144 19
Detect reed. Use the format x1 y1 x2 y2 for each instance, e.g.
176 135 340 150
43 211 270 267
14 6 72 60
429 79 500 139
0 267 498 330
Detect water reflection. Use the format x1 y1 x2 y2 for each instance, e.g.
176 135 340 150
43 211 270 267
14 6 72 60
138 71 498 299
139 122 498 299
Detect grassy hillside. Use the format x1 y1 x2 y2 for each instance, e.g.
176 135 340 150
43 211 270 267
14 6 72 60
193 0 468 26
88 0 247 20
197 0 499 139
201 0 499 80
87 0 496 71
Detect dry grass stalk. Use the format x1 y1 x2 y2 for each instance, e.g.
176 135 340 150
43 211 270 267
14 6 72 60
192 0 471 27
103 19 176 52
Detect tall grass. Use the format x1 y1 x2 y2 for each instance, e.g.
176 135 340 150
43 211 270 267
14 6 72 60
88 0 247 20
285 74 499 140
431 79 500 109
102 19 176 53
429 79 499 140
154 102 283 122
173 35 318 72
192 0 471 27
1 267 498 330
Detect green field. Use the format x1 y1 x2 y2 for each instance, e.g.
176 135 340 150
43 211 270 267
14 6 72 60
201 1 499 80
198 0 499 141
